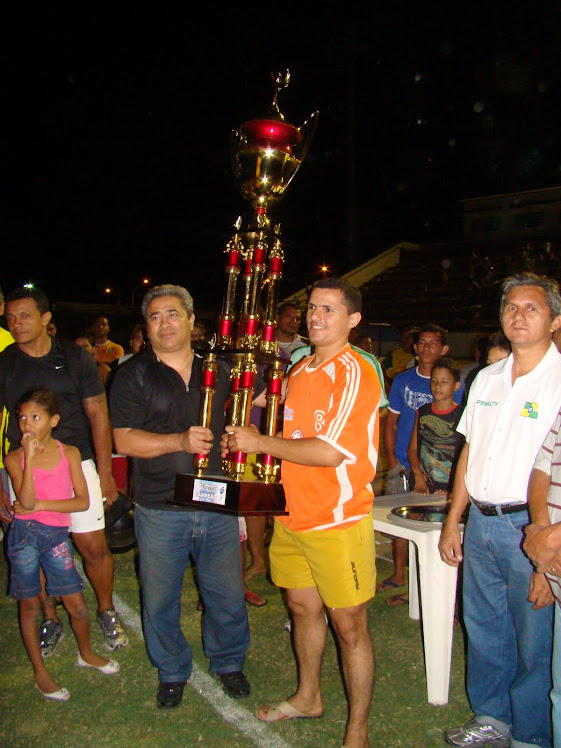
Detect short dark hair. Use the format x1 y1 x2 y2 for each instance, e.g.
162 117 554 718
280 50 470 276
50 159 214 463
6 286 50 315
130 323 146 338
17 388 60 417
500 272 561 318
312 278 362 314
417 323 447 347
431 357 460 383
487 331 511 352
277 302 301 317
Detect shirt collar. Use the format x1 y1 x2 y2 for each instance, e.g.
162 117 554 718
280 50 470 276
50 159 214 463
499 341 560 383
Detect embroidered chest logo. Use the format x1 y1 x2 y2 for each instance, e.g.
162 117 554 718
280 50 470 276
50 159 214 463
314 410 326 432
291 428 304 439
521 401 538 419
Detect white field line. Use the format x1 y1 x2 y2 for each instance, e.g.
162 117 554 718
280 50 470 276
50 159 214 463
75 560 293 748
375 553 394 563
188 668 294 748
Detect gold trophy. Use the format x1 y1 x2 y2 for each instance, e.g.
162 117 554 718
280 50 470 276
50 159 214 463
174 71 317 515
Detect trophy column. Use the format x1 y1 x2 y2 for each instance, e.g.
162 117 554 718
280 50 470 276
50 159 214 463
174 71 317 516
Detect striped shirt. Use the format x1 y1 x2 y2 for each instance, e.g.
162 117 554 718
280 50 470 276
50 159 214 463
533 407 561 604
279 343 381 532
290 342 388 409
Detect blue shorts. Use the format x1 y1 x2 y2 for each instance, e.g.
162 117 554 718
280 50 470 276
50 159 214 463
7 519 84 600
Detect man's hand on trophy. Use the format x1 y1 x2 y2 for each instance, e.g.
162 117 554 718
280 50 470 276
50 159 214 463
180 426 214 454
221 425 261 457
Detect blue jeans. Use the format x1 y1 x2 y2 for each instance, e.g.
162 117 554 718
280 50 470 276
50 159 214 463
7 519 84 599
134 504 250 684
463 506 553 748
553 603 561 748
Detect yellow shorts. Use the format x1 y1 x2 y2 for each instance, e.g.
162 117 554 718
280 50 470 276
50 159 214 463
270 512 376 608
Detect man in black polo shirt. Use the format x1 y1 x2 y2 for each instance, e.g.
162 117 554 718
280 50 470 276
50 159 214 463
0 286 128 653
110 284 250 709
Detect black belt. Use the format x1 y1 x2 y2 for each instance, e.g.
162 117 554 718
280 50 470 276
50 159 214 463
471 498 528 516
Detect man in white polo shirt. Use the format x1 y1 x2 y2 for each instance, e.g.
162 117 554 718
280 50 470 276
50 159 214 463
439 273 561 748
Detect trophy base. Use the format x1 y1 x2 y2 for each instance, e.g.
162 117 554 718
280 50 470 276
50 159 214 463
171 473 288 517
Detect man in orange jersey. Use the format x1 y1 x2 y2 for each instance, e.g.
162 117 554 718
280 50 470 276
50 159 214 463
222 278 381 748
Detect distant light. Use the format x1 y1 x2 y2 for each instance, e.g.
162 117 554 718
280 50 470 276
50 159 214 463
105 288 112 294
142 278 150 285
23 283 34 289
414 73 423 82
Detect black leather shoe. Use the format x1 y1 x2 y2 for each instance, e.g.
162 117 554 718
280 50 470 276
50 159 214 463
214 671 251 698
156 682 185 709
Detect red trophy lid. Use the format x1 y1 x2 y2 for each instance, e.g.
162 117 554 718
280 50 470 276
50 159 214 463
240 119 301 147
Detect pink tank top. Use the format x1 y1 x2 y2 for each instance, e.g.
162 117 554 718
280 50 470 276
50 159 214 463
15 441 74 527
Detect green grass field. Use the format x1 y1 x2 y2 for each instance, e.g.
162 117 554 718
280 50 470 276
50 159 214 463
0 530 472 748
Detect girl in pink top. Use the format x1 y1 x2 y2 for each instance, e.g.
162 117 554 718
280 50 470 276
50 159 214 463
5 389 120 702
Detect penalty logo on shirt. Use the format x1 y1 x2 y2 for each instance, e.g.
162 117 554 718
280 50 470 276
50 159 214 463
521 401 539 419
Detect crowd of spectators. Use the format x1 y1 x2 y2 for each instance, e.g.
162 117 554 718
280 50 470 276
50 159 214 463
2 271 561 747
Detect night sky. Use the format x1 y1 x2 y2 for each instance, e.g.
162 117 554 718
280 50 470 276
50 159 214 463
6 3 561 312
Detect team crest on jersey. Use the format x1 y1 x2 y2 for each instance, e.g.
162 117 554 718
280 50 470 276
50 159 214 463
521 401 538 419
291 428 304 439
284 406 294 421
314 410 326 432
404 384 432 411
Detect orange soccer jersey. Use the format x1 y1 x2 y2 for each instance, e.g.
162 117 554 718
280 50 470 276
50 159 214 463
279 343 381 532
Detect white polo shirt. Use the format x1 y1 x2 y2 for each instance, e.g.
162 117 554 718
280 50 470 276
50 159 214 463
458 343 561 505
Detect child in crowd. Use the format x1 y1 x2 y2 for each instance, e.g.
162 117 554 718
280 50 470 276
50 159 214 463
408 358 465 494
5 388 120 702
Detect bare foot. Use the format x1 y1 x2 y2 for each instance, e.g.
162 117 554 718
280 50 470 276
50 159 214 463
244 589 268 607
244 564 266 581
35 670 64 695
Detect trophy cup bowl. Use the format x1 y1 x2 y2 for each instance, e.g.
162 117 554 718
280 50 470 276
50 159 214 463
233 112 317 209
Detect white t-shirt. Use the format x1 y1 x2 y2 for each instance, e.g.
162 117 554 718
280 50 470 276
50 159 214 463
277 334 308 355
458 343 561 505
